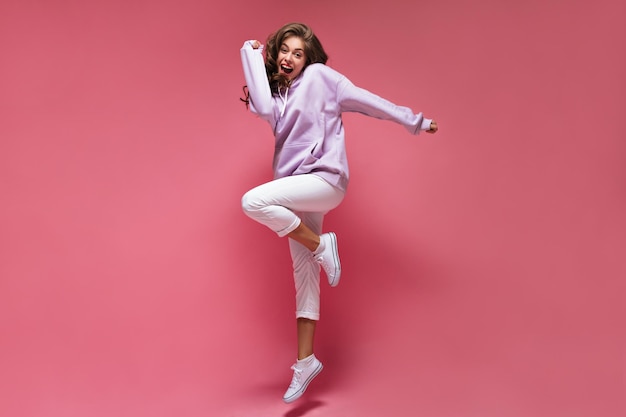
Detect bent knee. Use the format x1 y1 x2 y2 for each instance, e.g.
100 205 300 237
241 190 262 215
241 192 253 214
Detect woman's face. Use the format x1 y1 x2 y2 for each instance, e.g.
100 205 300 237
277 36 306 80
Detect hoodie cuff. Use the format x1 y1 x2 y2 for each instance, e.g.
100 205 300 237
243 40 264 54
421 117 433 131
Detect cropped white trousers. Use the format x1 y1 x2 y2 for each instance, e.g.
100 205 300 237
241 174 345 320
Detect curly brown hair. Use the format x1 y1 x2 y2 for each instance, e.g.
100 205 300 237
264 23 328 94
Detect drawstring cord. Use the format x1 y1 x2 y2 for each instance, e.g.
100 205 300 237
278 86 289 118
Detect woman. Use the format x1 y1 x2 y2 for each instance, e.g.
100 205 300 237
240 22 437 403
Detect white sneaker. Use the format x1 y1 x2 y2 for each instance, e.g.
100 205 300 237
314 232 341 287
282 356 323 403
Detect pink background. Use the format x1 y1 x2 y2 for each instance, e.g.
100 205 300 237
1 1 624 416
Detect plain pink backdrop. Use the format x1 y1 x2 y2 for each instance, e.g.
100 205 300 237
1 1 624 416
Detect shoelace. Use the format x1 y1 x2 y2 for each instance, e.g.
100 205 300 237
288 365 302 388
315 253 332 271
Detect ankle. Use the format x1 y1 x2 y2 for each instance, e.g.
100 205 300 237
297 354 315 368
313 236 324 254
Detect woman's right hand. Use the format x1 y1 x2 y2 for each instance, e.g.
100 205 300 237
251 40 261 49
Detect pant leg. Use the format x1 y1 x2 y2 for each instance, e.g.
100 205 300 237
241 174 344 237
289 211 324 320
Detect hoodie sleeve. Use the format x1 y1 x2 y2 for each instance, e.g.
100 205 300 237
337 76 432 135
240 41 275 124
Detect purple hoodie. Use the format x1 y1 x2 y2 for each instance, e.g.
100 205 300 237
240 40 432 192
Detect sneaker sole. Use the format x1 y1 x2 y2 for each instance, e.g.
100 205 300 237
282 362 324 404
328 232 341 287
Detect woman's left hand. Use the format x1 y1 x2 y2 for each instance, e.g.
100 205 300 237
427 120 438 133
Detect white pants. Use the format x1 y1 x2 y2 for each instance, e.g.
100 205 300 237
241 174 345 320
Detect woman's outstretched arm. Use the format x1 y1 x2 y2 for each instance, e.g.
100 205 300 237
337 76 437 134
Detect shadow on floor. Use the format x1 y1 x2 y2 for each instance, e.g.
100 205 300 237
284 399 325 417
